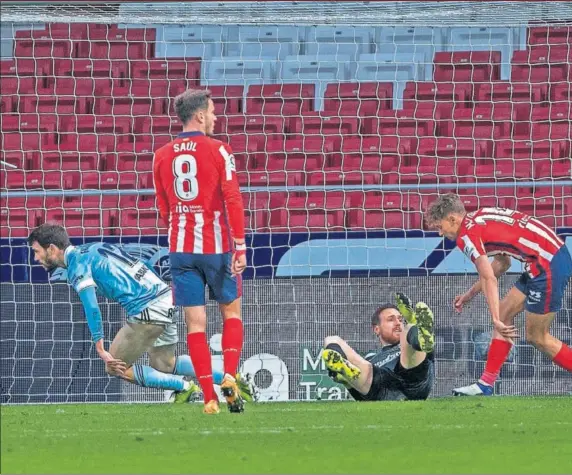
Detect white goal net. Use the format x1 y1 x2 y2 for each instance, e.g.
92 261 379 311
1 1 571 403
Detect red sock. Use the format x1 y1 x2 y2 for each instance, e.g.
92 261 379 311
553 343 572 372
186 332 216 403
480 338 513 386
222 318 243 376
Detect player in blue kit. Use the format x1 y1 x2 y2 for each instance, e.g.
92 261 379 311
28 224 250 402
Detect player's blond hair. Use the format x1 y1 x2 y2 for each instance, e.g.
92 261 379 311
426 193 466 226
174 88 212 125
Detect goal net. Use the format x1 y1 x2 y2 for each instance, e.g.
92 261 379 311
1 1 571 403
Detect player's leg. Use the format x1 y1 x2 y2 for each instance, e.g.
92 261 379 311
453 285 525 396
322 336 374 395
171 252 219 413
395 294 435 369
107 322 195 398
208 252 245 412
524 246 572 372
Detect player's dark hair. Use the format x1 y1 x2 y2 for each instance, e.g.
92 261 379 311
28 224 71 250
174 88 212 125
426 193 466 227
371 304 399 326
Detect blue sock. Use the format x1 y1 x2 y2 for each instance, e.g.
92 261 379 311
174 355 224 385
132 365 185 391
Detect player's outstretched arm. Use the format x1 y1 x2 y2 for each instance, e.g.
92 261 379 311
474 256 518 339
454 255 511 312
77 287 126 374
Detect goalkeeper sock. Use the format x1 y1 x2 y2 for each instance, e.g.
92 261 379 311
324 343 347 359
222 317 243 376
553 343 572 372
174 355 224 385
187 332 216 403
132 365 185 391
480 338 512 386
406 325 422 352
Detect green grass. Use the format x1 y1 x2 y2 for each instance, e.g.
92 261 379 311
2 397 571 474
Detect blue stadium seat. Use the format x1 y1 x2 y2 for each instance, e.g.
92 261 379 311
356 53 426 109
202 57 276 85
230 26 303 59
374 26 445 53
445 27 521 80
155 25 238 59
280 54 354 110
305 26 373 60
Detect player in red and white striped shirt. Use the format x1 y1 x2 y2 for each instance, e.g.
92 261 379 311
153 89 247 414
426 194 572 396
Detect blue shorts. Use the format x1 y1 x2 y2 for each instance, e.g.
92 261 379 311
514 245 572 314
170 252 242 307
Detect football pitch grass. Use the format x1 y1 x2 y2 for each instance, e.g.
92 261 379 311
2 396 571 474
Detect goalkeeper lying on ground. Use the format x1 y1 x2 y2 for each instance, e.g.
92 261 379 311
28 224 255 403
323 294 435 401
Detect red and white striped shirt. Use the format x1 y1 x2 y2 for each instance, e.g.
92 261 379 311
153 131 245 254
457 207 565 278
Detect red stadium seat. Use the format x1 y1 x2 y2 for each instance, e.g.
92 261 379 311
475 82 548 105
323 82 393 116
400 156 474 184
1 76 37 95
18 95 91 115
14 35 75 59
456 189 517 211
45 207 115 236
535 159 572 180
209 85 244 116
35 151 100 171
511 47 571 83
93 96 164 117
109 141 155 172
136 116 180 135
528 26 572 46
433 51 501 83
0 203 42 238
347 192 422 230
238 170 302 188
247 84 315 116
551 83 571 103
287 114 359 137
1 170 76 190
442 105 512 139
494 139 569 160
71 59 128 78
0 95 17 115
129 59 200 81
116 197 167 236
403 81 472 111
474 158 534 181
306 169 381 187
78 171 138 190
42 76 110 97
362 109 436 138
269 192 348 232
416 137 491 159
223 115 285 135
242 192 270 232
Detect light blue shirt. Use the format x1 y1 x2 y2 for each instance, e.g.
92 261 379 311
65 243 170 342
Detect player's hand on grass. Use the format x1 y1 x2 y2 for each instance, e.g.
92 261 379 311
493 320 519 339
453 293 472 313
232 241 247 275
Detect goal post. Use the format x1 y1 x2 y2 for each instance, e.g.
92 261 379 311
1 1 571 403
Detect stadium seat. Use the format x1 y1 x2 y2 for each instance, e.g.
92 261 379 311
456 189 517 211
203 57 276 86
305 26 372 59
416 137 491 159
155 25 233 59
402 81 472 111
129 59 201 82
14 35 75 59
0 199 43 237
551 83 571 103
222 116 285 139
70 59 128 78
269 192 348 232
335 136 410 171
474 158 534 181
511 47 571 83
474 82 548 105
19 95 91 115
306 168 382 187
535 159 572 180
0 95 17 115
433 51 501 83
442 105 512 139
46 206 115 237
347 192 422 230
78 171 139 190
374 26 445 55
361 109 436 139
323 82 393 116
238 170 303 188
1 76 36 95
280 54 354 109
1 170 74 190
35 151 100 172
42 76 110 98
242 193 270 232
108 141 155 172
528 26 572 46
93 96 164 117
246 84 315 115
208 85 244 115
287 114 359 137
116 197 167 236
445 27 524 80
235 26 302 59
355 53 426 109
76 28 154 60
136 116 180 135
